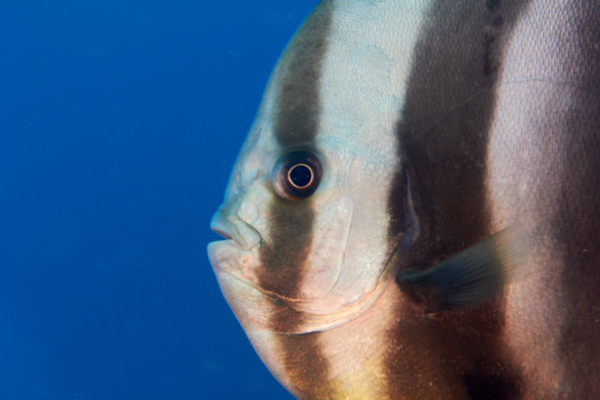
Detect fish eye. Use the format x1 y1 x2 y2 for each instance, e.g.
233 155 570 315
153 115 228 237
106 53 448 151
272 151 322 200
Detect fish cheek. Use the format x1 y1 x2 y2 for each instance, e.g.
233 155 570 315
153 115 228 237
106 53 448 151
258 198 315 299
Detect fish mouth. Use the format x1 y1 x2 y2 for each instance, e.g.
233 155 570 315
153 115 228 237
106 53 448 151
209 209 261 251
208 209 266 298
212 227 233 241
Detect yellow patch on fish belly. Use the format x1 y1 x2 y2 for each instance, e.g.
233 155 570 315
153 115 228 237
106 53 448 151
318 281 402 400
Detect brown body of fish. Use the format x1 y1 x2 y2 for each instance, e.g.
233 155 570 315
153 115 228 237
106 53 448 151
208 0 600 399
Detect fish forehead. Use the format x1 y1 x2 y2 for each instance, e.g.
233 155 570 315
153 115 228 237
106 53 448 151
232 0 428 176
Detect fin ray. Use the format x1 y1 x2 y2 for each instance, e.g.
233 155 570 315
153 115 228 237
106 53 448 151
398 225 529 312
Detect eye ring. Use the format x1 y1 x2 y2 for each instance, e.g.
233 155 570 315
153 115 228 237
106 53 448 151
287 163 314 189
272 151 322 200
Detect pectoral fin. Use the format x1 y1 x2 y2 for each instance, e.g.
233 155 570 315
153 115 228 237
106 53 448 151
398 225 529 313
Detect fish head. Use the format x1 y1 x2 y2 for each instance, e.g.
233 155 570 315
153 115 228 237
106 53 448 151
207 126 417 336
207 10 419 335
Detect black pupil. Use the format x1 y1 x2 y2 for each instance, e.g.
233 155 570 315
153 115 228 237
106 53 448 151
289 164 312 188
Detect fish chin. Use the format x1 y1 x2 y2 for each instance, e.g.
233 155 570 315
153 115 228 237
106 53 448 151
208 239 284 332
207 239 262 287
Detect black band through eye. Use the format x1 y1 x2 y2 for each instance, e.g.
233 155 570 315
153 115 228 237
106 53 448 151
272 151 322 200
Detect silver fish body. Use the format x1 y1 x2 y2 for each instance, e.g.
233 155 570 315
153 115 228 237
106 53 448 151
208 0 600 399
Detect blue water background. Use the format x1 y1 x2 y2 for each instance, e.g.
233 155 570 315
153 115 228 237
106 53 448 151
1 1 319 398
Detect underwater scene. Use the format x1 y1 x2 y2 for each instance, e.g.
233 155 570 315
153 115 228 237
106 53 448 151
3 0 600 399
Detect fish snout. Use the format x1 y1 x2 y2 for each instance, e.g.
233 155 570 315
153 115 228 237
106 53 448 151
210 209 261 251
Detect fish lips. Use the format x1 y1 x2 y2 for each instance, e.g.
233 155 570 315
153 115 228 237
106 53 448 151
210 210 261 251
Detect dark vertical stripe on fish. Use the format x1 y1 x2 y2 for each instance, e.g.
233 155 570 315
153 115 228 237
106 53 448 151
276 333 335 400
388 0 532 398
259 2 336 399
259 1 334 298
554 1 600 397
272 1 333 148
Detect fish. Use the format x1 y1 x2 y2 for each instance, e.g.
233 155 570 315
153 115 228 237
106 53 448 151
207 0 600 399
